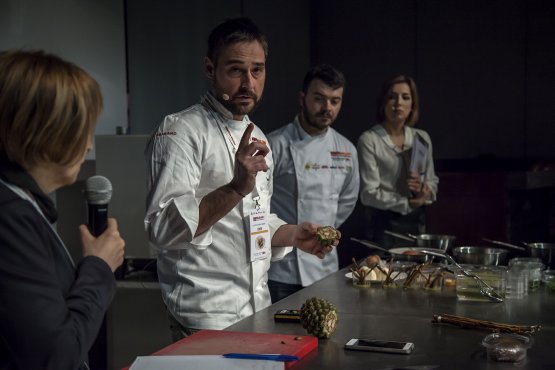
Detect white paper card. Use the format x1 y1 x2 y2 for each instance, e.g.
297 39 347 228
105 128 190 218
129 355 284 370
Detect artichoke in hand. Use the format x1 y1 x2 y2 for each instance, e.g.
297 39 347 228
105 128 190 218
316 226 341 247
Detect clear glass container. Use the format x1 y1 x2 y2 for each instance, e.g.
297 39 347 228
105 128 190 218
382 261 416 288
508 257 545 291
482 333 533 362
542 269 555 292
350 266 371 288
455 265 507 302
505 265 529 299
403 264 445 290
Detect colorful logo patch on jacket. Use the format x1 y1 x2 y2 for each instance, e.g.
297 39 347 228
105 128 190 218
304 151 353 172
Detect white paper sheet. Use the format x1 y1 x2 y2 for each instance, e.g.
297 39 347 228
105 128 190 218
129 355 285 370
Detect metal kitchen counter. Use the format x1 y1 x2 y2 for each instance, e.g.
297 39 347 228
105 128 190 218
226 267 555 369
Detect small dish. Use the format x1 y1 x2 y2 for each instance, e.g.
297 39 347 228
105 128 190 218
482 333 533 362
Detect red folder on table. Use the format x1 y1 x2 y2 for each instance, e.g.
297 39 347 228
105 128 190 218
152 330 318 369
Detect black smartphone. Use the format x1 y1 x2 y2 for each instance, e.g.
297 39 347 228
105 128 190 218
273 309 301 323
344 339 414 354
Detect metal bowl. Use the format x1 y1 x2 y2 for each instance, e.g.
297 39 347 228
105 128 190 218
389 247 445 264
527 243 555 269
452 246 509 266
414 234 456 252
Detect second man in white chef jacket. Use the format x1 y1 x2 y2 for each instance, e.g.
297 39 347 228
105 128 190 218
267 64 359 302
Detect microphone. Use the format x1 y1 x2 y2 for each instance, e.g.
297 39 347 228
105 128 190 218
84 175 112 237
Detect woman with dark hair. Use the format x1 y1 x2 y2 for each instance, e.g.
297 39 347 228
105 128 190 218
0 50 125 370
357 75 438 247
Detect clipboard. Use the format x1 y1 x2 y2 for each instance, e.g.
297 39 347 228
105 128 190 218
409 133 429 181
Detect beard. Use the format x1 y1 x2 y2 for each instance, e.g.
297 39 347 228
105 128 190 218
218 88 261 117
301 103 334 132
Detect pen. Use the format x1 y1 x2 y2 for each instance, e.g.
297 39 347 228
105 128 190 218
223 353 300 362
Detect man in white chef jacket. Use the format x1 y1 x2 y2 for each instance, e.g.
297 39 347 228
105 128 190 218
268 64 359 302
144 18 336 340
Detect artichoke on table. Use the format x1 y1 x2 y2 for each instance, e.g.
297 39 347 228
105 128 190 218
300 297 338 339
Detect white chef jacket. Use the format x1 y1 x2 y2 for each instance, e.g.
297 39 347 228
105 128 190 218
144 92 291 330
357 124 439 215
267 117 359 286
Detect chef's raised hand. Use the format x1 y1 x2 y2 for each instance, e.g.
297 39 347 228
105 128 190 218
229 123 269 196
293 222 339 259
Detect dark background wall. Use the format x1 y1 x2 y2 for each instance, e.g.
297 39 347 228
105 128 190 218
125 0 311 137
3 0 552 160
127 0 555 162
125 0 555 252
2 0 554 255
2 1 555 367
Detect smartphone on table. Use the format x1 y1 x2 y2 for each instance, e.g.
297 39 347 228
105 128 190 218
273 309 301 322
344 339 414 354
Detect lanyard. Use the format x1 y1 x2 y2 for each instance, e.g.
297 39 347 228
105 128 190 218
224 125 238 152
0 178 76 268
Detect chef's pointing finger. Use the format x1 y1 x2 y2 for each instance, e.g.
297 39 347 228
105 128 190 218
238 123 254 149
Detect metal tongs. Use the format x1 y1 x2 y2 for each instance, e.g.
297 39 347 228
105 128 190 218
420 249 504 303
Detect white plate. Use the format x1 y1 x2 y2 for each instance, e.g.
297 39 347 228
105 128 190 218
345 270 407 283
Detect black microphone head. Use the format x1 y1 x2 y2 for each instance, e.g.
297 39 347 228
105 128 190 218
85 175 112 205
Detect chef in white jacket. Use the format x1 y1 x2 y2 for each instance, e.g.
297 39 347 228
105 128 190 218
144 18 335 340
267 64 359 302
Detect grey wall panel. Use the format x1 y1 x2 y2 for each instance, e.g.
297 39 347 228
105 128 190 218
126 0 241 135
108 282 172 369
96 135 151 259
0 0 128 152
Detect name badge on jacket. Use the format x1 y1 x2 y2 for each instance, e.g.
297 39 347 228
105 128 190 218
250 207 270 261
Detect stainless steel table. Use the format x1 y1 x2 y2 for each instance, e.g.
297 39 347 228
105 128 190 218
226 267 555 369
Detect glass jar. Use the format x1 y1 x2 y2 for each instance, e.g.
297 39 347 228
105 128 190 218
508 257 545 292
455 265 507 302
542 269 555 292
382 261 416 288
482 333 533 362
421 265 446 290
505 265 529 299
402 264 445 290
350 266 371 288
